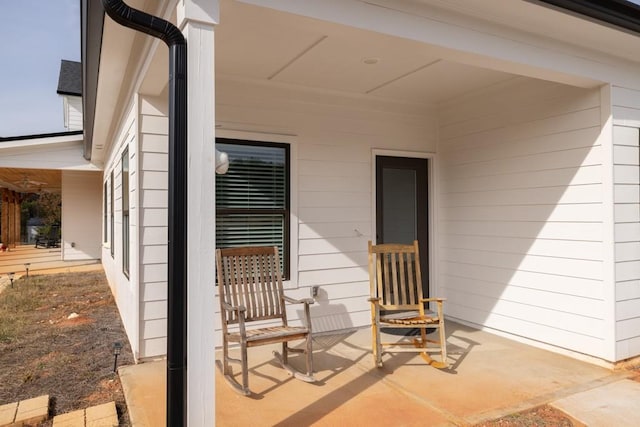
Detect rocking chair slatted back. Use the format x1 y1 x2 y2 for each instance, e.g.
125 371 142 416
217 246 286 324
216 245 316 395
369 241 425 313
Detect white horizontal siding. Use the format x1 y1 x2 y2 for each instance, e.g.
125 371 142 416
140 337 166 359
441 204 602 223
67 96 83 131
447 299 606 358
441 261 604 299
63 95 83 131
440 220 602 241
438 79 608 359
443 235 603 260
443 165 603 193
299 221 371 239
441 248 603 280
445 275 603 318
101 101 139 359
138 95 169 359
141 281 167 302
611 93 640 360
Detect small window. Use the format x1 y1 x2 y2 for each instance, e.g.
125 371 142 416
122 148 130 277
215 139 290 278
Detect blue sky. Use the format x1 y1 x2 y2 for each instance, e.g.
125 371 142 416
0 0 80 138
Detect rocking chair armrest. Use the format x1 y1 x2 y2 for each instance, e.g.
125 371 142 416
368 297 381 304
221 301 246 314
283 295 315 305
419 297 446 303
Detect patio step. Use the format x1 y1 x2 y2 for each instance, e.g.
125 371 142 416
0 395 49 427
52 401 118 427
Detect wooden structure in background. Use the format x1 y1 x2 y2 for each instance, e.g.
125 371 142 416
1 189 23 248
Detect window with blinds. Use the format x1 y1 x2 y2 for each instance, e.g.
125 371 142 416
215 139 290 278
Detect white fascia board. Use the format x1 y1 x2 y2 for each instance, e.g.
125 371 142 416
0 134 84 151
0 142 101 171
237 0 640 89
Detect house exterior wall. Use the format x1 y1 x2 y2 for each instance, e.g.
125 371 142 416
437 78 612 359
61 170 102 260
215 78 438 338
102 101 140 359
63 95 83 131
611 86 640 360
137 95 169 359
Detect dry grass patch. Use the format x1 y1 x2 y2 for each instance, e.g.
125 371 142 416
0 271 134 425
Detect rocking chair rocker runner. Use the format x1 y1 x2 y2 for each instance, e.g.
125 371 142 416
368 240 448 369
216 246 316 395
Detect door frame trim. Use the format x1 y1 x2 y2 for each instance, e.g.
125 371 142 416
371 149 438 301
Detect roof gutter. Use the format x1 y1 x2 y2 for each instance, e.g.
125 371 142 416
534 0 640 34
100 1 188 426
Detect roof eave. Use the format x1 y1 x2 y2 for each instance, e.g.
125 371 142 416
56 90 82 97
534 0 640 35
81 0 105 161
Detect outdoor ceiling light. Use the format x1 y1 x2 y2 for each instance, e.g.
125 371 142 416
112 342 123 372
7 272 15 288
24 263 30 278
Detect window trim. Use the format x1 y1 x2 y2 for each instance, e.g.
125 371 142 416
122 148 130 277
215 137 292 280
103 181 108 243
110 170 114 258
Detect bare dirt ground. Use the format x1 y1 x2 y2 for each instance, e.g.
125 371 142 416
0 271 134 426
474 405 583 427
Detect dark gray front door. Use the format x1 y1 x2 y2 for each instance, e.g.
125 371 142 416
376 155 429 297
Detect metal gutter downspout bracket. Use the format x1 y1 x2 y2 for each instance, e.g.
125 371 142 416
101 1 188 426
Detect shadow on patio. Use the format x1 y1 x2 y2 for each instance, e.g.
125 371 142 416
120 321 630 426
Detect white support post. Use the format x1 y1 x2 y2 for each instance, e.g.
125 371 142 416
178 1 219 425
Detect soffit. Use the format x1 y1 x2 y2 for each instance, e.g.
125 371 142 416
216 0 518 106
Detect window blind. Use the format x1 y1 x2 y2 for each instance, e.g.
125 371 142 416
216 140 290 278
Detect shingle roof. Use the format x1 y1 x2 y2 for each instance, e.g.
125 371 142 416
56 60 82 96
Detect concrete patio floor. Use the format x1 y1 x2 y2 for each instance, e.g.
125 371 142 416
120 322 637 426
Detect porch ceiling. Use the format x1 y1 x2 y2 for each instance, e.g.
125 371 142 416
215 0 518 106
0 169 61 194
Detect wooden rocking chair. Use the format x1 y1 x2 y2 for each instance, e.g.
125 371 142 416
216 246 316 395
368 240 448 369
